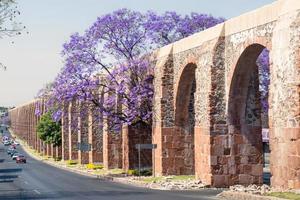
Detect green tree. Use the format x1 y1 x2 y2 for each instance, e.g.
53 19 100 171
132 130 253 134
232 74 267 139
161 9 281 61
37 112 61 147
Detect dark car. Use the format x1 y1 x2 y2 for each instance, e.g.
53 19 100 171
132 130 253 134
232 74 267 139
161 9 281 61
7 148 15 154
16 155 26 163
8 149 17 155
10 151 18 157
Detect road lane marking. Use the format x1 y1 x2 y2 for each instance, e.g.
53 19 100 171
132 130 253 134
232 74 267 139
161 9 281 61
33 189 41 194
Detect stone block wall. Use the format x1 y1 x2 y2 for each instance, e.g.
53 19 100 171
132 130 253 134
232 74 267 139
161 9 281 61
152 0 300 190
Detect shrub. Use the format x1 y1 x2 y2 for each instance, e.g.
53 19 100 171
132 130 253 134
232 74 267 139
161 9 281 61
86 163 104 170
140 169 152 176
54 157 62 162
66 160 78 165
127 169 138 176
127 169 152 176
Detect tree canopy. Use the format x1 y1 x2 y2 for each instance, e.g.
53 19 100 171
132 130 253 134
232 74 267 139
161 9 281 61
37 112 61 147
36 9 225 131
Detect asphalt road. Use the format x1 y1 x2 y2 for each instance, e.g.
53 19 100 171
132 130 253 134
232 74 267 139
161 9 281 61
0 142 222 200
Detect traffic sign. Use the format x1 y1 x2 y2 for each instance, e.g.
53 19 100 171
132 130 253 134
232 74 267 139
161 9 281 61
77 143 91 152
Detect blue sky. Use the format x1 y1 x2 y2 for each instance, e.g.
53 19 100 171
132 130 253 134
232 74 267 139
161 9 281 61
0 0 275 107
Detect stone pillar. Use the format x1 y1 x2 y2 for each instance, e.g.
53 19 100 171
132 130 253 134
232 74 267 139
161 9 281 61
194 127 213 185
51 144 54 158
122 125 129 171
68 101 78 160
47 143 51 157
269 6 300 189
77 103 89 164
152 48 176 176
88 108 103 164
56 145 62 159
61 104 69 161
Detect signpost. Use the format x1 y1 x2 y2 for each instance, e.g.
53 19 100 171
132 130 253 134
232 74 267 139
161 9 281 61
135 144 157 178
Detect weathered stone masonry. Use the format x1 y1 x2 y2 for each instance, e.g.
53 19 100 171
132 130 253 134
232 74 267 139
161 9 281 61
8 0 300 190
152 0 300 189
9 99 151 172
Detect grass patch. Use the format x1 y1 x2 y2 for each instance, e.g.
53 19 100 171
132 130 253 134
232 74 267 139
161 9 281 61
91 168 124 176
267 192 300 200
142 177 164 183
92 170 106 175
109 168 125 174
171 175 195 181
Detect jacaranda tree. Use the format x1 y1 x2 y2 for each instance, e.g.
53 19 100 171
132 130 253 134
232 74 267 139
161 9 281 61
37 9 276 133
36 9 225 131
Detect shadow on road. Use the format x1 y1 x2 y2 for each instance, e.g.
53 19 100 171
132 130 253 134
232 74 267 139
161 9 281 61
0 190 149 200
0 180 14 183
0 175 19 179
0 169 22 184
0 168 22 173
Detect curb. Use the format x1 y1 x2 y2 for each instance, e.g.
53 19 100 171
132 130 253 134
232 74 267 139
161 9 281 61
217 191 285 200
37 160 150 188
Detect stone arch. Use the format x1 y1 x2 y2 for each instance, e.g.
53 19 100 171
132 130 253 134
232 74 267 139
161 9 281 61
174 63 197 175
175 63 197 127
228 43 267 126
227 43 271 186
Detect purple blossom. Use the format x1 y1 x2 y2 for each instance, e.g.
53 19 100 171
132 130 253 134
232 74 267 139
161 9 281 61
257 48 270 113
36 9 225 130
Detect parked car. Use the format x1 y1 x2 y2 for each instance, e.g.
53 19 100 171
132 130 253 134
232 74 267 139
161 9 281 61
12 153 22 160
7 147 16 154
10 151 19 157
3 140 11 146
13 141 20 145
16 155 26 163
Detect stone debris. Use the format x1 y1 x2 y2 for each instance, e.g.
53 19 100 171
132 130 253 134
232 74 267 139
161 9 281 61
148 180 206 190
229 184 271 195
126 176 207 190
115 176 208 190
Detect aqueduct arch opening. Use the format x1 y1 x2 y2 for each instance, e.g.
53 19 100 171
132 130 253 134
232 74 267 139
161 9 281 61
227 43 271 185
174 63 197 175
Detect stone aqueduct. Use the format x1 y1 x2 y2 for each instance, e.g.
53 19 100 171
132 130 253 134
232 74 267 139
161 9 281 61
8 0 300 189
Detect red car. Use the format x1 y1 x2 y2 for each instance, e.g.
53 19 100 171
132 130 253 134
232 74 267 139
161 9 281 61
16 155 26 163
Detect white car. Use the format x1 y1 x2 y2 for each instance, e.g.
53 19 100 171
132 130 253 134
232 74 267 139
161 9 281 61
13 141 20 145
3 140 10 146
